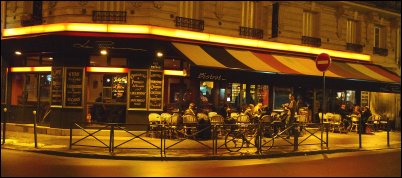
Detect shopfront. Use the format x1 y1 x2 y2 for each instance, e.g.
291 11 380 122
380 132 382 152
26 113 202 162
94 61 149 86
1 24 400 129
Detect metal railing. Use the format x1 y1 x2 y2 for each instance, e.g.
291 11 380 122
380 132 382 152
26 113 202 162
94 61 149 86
301 36 321 47
175 16 204 31
92 11 127 23
239 26 264 39
346 43 363 53
373 47 388 56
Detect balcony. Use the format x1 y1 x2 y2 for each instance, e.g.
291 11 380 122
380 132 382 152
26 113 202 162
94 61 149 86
239 26 264 39
301 36 321 47
373 47 388 56
92 11 127 23
20 14 42 27
175 16 204 32
346 43 363 53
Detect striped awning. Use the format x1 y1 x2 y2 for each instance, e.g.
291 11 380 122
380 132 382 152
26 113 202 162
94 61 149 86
172 42 400 84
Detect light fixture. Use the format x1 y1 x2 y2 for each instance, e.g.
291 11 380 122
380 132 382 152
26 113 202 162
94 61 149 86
156 52 163 58
100 49 108 55
86 67 128 73
15 51 22 55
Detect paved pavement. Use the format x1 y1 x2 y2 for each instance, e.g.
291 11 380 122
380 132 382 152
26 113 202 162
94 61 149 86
1 123 401 160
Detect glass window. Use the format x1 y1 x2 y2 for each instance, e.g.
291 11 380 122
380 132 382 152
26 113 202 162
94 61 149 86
11 73 25 105
41 56 54 66
90 55 108 66
110 57 127 67
374 25 381 48
303 11 313 37
241 1 255 28
26 56 40 66
164 59 181 70
346 19 357 44
273 87 292 110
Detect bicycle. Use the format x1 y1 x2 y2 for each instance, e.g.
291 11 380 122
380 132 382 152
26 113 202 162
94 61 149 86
224 114 279 152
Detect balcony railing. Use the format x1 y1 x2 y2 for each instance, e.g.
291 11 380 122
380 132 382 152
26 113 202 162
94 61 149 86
239 26 264 39
346 43 363 53
175 16 204 32
21 14 42 26
92 11 127 23
373 47 388 56
301 36 321 47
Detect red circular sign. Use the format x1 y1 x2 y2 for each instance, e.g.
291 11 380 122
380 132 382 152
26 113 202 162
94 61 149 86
316 53 332 72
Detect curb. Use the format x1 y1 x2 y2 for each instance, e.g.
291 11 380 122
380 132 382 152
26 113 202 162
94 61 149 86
4 145 396 161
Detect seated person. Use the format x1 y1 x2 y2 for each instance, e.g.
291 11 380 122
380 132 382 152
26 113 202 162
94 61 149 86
338 103 351 131
183 102 196 116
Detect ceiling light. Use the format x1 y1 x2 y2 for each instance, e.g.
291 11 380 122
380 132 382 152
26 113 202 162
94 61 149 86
100 49 108 55
15 51 22 55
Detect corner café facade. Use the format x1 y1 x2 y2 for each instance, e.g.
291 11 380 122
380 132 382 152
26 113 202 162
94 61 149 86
1 23 400 129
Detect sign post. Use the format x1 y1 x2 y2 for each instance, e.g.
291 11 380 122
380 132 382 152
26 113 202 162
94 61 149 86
316 53 331 148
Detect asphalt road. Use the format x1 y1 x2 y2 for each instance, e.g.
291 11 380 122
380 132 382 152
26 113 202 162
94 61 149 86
1 148 400 177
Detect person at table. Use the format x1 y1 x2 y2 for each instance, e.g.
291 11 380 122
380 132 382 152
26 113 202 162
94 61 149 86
338 103 351 132
360 106 372 134
284 93 296 138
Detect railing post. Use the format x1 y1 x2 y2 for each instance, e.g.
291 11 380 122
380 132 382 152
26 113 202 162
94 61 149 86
212 124 216 155
109 124 114 153
359 115 362 149
294 123 299 151
326 123 329 148
387 118 390 147
2 107 8 145
161 124 164 158
69 122 73 149
33 110 38 148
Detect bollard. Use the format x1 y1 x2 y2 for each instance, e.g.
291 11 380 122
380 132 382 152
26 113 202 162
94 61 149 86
33 110 38 148
387 118 390 147
294 123 299 151
359 116 362 148
326 123 329 148
2 108 7 145
109 124 114 153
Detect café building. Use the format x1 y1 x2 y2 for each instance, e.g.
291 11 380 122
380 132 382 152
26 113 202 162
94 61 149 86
1 23 400 128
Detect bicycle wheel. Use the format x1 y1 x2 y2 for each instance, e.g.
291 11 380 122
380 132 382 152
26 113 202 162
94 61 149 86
224 131 244 152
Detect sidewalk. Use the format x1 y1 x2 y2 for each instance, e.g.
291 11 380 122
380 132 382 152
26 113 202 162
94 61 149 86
1 123 401 160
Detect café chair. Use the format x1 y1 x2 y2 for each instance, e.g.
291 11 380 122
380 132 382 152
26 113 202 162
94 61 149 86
182 114 198 137
331 114 342 133
210 114 225 136
350 114 360 132
148 113 161 138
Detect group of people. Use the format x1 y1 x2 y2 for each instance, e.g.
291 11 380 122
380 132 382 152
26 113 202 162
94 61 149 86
337 103 372 134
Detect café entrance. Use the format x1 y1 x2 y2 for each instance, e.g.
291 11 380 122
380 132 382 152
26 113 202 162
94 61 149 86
86 72 127 123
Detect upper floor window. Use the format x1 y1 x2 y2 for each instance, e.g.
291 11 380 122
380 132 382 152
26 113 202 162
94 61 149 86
346 19 357 44
302 11 319 37
374 24 387 49
178 1 199 19
241 1 255 28
397 28 401 66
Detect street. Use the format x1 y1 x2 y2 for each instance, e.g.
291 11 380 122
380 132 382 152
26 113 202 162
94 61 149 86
1 148 400 177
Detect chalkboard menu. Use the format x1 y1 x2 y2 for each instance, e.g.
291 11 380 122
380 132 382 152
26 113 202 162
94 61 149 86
128 70 148 110
64 67 84 108
50 67 63 107
360 91 369 107
148 70 164 111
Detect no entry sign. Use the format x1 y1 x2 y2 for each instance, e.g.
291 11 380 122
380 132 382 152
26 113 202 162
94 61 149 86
316 53 332 72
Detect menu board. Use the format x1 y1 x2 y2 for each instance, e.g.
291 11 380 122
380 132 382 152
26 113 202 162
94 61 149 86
148 70 164 111
360 91 369 107
128 70 148 110
112 75 127 103
64 67 84 108
50 67 63 107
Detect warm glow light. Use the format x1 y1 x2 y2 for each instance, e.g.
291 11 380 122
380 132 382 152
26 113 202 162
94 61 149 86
164 70 186 76
2 23 371 61
10 66 52 72
15 51 22 55
157 52 163 58
100 49 108 55
86 67 128 73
